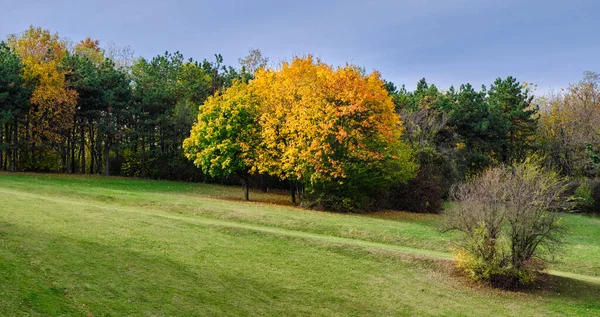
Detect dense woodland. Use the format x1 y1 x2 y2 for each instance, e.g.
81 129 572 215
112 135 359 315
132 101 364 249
1 26 599 213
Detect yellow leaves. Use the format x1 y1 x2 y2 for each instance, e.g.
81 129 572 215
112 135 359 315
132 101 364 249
248 55 407 183
74 37 104 65
8 26 76 143
184 55 415 186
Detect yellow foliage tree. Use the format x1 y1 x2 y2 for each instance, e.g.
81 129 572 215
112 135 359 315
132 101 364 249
538 72 600 175
8 26 77 145
74 37 105 65
251 56 416 209
184 55 415 210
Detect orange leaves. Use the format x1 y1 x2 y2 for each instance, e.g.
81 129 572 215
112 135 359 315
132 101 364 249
336 127 348 142
249 55 410 183
183 54 416 206
8 26 77 143
75 37 105 65
76 37 101 52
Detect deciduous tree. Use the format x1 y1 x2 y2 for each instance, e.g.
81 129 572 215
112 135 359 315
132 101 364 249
539 72 600 176
8 26 77 162
444 160 568 287
183 80 260 200
251 56 416 210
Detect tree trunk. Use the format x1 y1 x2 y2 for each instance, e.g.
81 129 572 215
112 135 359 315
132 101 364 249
71 125 76 173
160 124 165 154
80 121 86 174
104 138 110 177
65 138 71 174
95 132 102 174
7 124 12 172
115 113 121 163
289 180 296 205
0 122 4 170
88 120 95 174
10 122 17 172
104 111 111 177
141 127 146 178
0 123 4 171
243 175 250 201
260 174 268 193
25 118 30 169
297 180 304 205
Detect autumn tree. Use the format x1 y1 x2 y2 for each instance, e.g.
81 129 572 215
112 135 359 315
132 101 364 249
539 72 600 176
183 80 260 200
251 56 416 210
8 26 77 169
74 37 104 65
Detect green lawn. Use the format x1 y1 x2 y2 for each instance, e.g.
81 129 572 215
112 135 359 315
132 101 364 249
0 173 599 316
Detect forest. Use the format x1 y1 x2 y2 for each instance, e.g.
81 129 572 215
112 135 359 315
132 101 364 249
2 26 599 214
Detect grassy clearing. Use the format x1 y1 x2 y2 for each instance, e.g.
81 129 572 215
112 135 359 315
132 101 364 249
0 173 599 316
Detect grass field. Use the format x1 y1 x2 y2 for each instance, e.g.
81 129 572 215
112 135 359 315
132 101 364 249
0 173 599 316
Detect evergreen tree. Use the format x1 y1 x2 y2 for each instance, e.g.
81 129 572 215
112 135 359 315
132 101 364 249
0 42 31 171
488 77 538 163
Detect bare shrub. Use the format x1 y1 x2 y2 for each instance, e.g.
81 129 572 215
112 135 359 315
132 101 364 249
443 160 569 288
538 71 600 176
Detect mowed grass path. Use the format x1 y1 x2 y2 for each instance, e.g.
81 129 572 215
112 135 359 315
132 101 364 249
0 173 599 316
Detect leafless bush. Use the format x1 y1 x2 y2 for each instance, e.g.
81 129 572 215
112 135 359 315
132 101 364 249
443 160 569 287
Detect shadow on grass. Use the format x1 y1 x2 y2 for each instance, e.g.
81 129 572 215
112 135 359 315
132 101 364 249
527 273 600 301
0 221 367 316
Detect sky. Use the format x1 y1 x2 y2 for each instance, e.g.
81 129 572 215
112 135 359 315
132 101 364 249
1 0 599 95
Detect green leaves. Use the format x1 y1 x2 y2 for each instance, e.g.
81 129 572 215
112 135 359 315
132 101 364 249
183 80 260 179
0 42 30 120
444 78 538 173
184 56 417 211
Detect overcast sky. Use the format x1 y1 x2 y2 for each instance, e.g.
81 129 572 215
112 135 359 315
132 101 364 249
1 0 599 94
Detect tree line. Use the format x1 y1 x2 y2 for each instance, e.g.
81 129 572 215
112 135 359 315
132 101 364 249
1 25 599 213
0 26 247 181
